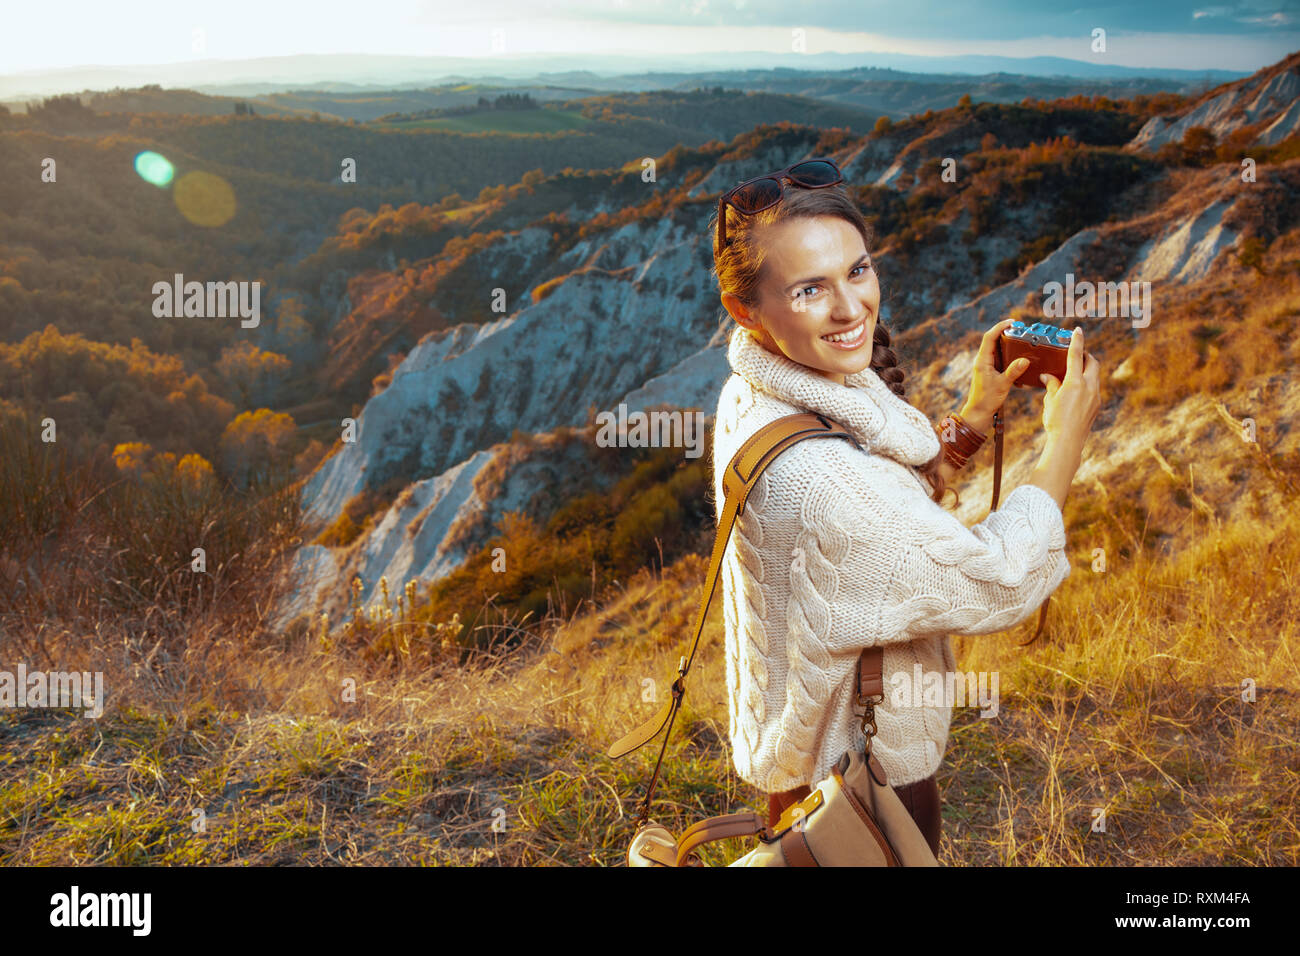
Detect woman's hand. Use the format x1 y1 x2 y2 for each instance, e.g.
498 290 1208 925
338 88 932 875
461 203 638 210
961 318 1033 426
1040 325 1101 453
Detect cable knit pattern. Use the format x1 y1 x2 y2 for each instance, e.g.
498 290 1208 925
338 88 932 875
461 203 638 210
713 326 1072 792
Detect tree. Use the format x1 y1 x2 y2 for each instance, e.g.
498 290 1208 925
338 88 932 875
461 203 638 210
266 297 314 363
175 453 216 498
1236 236 1266 274
112 442 153 478
219 408 296 487
215 341 291 408
874 115 893 136
1182 126 1218 167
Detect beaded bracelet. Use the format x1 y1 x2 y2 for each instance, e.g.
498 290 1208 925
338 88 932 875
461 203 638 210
936 413 987 468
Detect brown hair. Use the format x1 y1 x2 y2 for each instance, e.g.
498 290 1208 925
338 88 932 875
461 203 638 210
710 182 957 507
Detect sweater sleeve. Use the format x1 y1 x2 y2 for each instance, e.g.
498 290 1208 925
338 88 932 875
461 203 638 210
763 438 1072 651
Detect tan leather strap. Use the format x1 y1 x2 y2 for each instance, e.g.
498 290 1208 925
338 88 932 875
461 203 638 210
675 811 767 866
857 645 884 699
675 787 828 864
779 825 818 866
607 412 864 828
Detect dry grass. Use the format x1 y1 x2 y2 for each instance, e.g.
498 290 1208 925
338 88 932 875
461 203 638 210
3 465 1297 865
943 508 1299 865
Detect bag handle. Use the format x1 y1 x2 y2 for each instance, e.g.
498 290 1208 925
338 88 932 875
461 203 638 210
606 411 873 828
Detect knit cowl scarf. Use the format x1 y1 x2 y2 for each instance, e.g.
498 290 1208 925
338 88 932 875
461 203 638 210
726 324 941 470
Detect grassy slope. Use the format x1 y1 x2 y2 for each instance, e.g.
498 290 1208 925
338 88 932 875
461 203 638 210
3 420 1297 865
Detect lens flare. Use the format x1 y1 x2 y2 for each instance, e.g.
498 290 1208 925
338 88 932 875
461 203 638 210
173 171 237 227
133 150 174 187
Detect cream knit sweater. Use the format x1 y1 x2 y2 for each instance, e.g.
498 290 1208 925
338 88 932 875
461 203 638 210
712 325 1072 793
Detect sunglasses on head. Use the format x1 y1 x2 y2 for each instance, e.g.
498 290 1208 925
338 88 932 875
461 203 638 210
716 158 844 251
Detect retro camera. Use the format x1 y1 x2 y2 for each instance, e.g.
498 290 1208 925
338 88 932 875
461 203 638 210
993 321 1074 390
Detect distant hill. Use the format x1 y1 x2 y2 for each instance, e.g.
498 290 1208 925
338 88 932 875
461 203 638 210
3 67 1231 123
0 51 1249 101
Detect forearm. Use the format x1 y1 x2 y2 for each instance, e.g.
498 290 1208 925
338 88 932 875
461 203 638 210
1026 437 1083 510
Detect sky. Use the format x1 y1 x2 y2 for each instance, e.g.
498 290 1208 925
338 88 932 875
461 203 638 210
1 0 1296 74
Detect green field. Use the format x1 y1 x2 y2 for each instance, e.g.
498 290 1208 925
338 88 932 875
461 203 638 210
375 108 594 133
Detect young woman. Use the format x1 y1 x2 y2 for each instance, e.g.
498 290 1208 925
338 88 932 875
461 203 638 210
708 159 1101 858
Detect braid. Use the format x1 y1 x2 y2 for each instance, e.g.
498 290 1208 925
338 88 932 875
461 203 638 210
869 320 958 508
868 320 906 398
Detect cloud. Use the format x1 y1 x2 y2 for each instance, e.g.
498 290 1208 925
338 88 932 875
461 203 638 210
430 0 1300 38
1240 10 1296 25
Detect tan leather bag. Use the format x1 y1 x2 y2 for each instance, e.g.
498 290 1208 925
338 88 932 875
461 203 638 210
607 412 939 866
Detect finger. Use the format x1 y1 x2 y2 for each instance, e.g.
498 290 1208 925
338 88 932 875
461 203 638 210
980 318 1015 361
1066 326 1083 380
1006 357 1031 379
1084 350 1101 385
1040 372 1059 396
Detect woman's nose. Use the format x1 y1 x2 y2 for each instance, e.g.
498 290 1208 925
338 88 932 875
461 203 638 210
833 290 867 322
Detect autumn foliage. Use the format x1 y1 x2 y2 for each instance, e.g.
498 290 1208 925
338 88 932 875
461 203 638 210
219 408 297 488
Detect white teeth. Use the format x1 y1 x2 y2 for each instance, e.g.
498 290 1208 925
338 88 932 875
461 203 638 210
822 323 865 344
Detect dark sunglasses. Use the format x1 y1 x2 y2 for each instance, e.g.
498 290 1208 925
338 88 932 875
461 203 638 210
716 158 844 251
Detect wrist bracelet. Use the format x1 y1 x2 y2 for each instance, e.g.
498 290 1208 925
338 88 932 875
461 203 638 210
937 413 988 468
951 413 987 444
948 413 988 450
936 427 972 468
936 418 984 450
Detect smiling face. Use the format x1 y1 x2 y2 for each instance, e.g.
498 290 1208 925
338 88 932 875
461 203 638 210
720 215 879 386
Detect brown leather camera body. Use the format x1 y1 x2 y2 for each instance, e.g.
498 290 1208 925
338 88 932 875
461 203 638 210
994 321 1073 389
